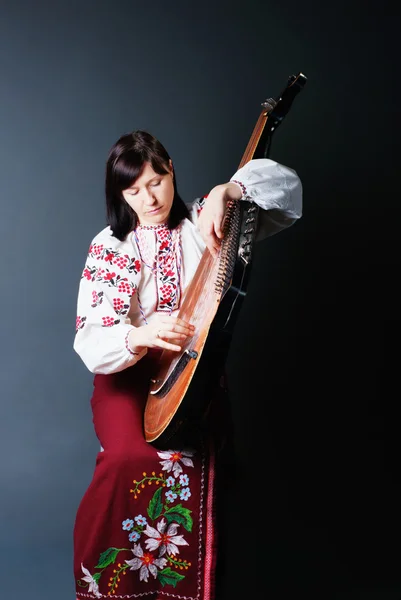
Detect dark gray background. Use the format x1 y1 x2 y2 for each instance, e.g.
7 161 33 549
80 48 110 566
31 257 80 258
0 1 399 599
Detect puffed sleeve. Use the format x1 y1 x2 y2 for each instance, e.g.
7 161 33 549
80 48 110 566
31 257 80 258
190 158 302 240
230 158 303 239
73 234 147 374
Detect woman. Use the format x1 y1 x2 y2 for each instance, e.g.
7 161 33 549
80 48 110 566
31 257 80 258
73 130 302 599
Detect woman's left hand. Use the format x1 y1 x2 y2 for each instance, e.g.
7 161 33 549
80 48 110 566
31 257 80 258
197 182 242 257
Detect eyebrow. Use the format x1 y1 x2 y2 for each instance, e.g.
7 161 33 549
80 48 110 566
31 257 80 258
128 175 162 190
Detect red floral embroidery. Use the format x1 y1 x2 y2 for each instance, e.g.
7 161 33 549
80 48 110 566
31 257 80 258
159 283 173 306
113 297 130 316
113 255 128 268
91 290 103 308
83 267 95 280
88 243 104 257
76 316 86 332
154 228 181 313
95 267 105 280
118 281 135 296
87 245 141 276
94 269 136 296
102 316 120 327
79 243 140 325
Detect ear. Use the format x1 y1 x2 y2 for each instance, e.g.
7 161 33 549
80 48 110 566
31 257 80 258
169 159 174 174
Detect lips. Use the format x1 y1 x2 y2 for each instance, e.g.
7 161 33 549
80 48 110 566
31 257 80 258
147 207 161 214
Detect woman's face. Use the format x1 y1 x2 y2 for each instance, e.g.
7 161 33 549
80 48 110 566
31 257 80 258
122 160 174 226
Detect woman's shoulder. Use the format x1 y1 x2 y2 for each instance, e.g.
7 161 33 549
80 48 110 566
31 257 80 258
90 225 118 245
88 226 135 255
84 226 141 278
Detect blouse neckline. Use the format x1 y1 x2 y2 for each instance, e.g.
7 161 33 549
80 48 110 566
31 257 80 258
136 223 169 231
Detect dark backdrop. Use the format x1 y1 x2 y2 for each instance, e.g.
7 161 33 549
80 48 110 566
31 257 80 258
0 1 399 599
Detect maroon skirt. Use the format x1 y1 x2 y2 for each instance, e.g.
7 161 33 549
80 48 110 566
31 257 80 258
73 351 228 600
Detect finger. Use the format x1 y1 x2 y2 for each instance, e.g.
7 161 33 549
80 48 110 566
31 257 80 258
168 324 195 336
198 217 211 237
215 225 224 239
207 244 219 258
154 329 182 352
164 318 196 331
203 231 217 249
156 328 192 342
199 218 220 255
203 220 215 238
210 223 223 251
211 237 221 257
160 331 188 340
203 231 219 257
214 215 225 239
170 336 190 347
156 339 182 352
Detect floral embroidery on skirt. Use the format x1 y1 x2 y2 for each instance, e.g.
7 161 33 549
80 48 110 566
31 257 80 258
74 358 217 600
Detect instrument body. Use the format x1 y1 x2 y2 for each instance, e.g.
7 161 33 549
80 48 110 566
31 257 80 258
144 73 307 448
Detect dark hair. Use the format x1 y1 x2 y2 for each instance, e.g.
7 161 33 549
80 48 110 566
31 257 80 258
105 130 190 240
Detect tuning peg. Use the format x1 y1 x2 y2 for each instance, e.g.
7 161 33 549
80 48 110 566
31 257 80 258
261 98 277 111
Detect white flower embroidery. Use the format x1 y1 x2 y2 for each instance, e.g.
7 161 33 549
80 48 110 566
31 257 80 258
144 517 189 556
80 563 102 598
125 543 167 583
157 449 194 477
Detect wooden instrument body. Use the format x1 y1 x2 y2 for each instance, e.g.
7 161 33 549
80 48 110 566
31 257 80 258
144 200 258 448
144 73 307 448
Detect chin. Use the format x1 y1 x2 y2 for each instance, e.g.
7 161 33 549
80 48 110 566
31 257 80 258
142 209 168 226
154 213 167 223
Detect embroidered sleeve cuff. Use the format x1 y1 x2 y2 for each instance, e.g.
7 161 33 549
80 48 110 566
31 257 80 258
229 179 251 201
125 328 147 361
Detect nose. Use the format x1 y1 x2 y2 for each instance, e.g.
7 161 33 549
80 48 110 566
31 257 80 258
143 188 157 206
144 188 157 206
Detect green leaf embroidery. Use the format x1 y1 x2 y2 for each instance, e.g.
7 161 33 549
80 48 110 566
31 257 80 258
164 504 193 532
148 486 163 520
92 572 101 583
95 547 120 569
158 567 185 587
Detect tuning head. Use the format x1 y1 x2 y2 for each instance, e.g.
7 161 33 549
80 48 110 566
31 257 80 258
288 72 308 88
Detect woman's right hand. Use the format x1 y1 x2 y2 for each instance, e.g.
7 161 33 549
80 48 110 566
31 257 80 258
128 316 195 353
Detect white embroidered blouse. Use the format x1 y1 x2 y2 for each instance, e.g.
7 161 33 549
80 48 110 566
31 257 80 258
74 158 303 374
